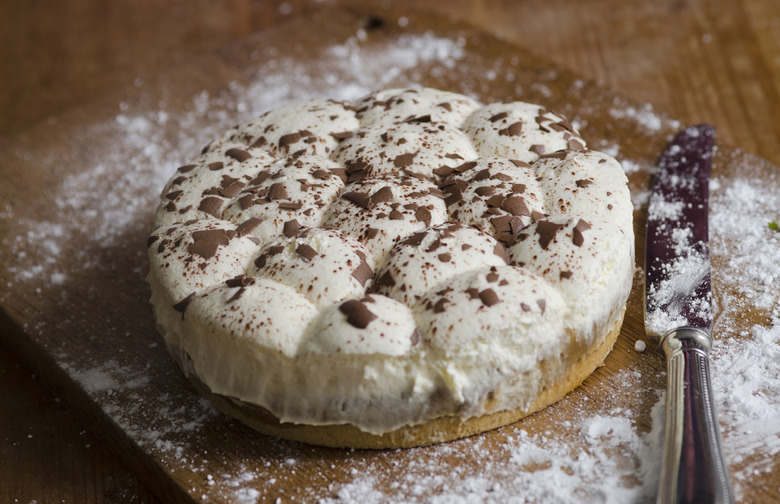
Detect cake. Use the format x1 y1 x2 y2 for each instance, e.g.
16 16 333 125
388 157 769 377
146 87 634 448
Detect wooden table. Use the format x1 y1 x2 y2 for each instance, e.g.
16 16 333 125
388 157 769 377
1 1 778 502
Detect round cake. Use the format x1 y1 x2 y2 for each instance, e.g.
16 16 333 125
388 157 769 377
146 87 634 449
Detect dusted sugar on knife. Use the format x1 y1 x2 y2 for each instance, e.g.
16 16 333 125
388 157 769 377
146 87 635 449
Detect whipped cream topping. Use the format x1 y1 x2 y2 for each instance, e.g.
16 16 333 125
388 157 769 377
146 87 634 434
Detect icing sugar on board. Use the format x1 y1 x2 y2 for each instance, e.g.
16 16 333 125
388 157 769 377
1 7 778 503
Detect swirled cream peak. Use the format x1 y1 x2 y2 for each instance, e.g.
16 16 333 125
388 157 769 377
300 294 419 356
354 87 480 127
147 217 260 304
373 222 508 306
222 99 360 157
321 172 448 262
333 120 478 180
248 227 375 309
463 102 586 163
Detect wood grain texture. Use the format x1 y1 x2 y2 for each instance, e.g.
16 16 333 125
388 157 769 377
1 0 778 503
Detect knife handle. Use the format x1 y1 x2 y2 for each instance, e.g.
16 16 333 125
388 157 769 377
658 327 734 504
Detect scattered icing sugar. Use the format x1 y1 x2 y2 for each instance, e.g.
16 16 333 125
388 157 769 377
608 102 674 132
645 186 711 336
2 23 779 504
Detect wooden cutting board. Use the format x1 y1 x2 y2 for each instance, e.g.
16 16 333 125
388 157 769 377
1 6 778 503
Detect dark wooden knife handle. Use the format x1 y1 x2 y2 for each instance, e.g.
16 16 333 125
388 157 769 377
659 327 734 504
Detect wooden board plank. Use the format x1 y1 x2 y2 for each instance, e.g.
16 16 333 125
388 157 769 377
1 6 778 503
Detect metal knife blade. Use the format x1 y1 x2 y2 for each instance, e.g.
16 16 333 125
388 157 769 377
645 124 713 337
645 124 733 504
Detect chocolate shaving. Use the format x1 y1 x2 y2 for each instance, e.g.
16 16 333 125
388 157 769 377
192 229 232 246
237 194 254 210
236 217 263 236
402 231 426 247
454 160 478 173
406 114 432 123
393 152 417 168
198 197 224 218
560 271 573 279
499 121 523 137
312 169 331 180
491 215 513 233
283 219 301 237
389 209 404 220
475 186 496 197
352 261 374 286
277 201 303 211
219 180 245 198
250 171 272 185
267 183 289 201
433 166 453 177
535 220 566 250
479 288 500 307
296 244 318 261
279 130 313 149
370 186 394 204
225 275 255 288
572 219 592 247
502 196 531 217
489 111 509 122
225 148 252 162
512 183 527 194
249 136 267 148
539 150 568 160
415 206 432 224
486 194 506 208
343 191 371 210
432 298 449 313
187 228 233 260
339 299 377 329
474 168 492 181
575 178 593 188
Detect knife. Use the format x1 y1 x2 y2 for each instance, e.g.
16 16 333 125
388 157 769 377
644 124 734 504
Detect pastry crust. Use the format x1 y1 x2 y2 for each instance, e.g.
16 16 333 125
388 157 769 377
183 308 624 449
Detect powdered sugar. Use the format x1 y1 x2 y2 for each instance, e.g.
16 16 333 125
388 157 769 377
2 18 779 504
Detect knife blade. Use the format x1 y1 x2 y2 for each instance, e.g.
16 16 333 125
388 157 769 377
644 124 734 504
